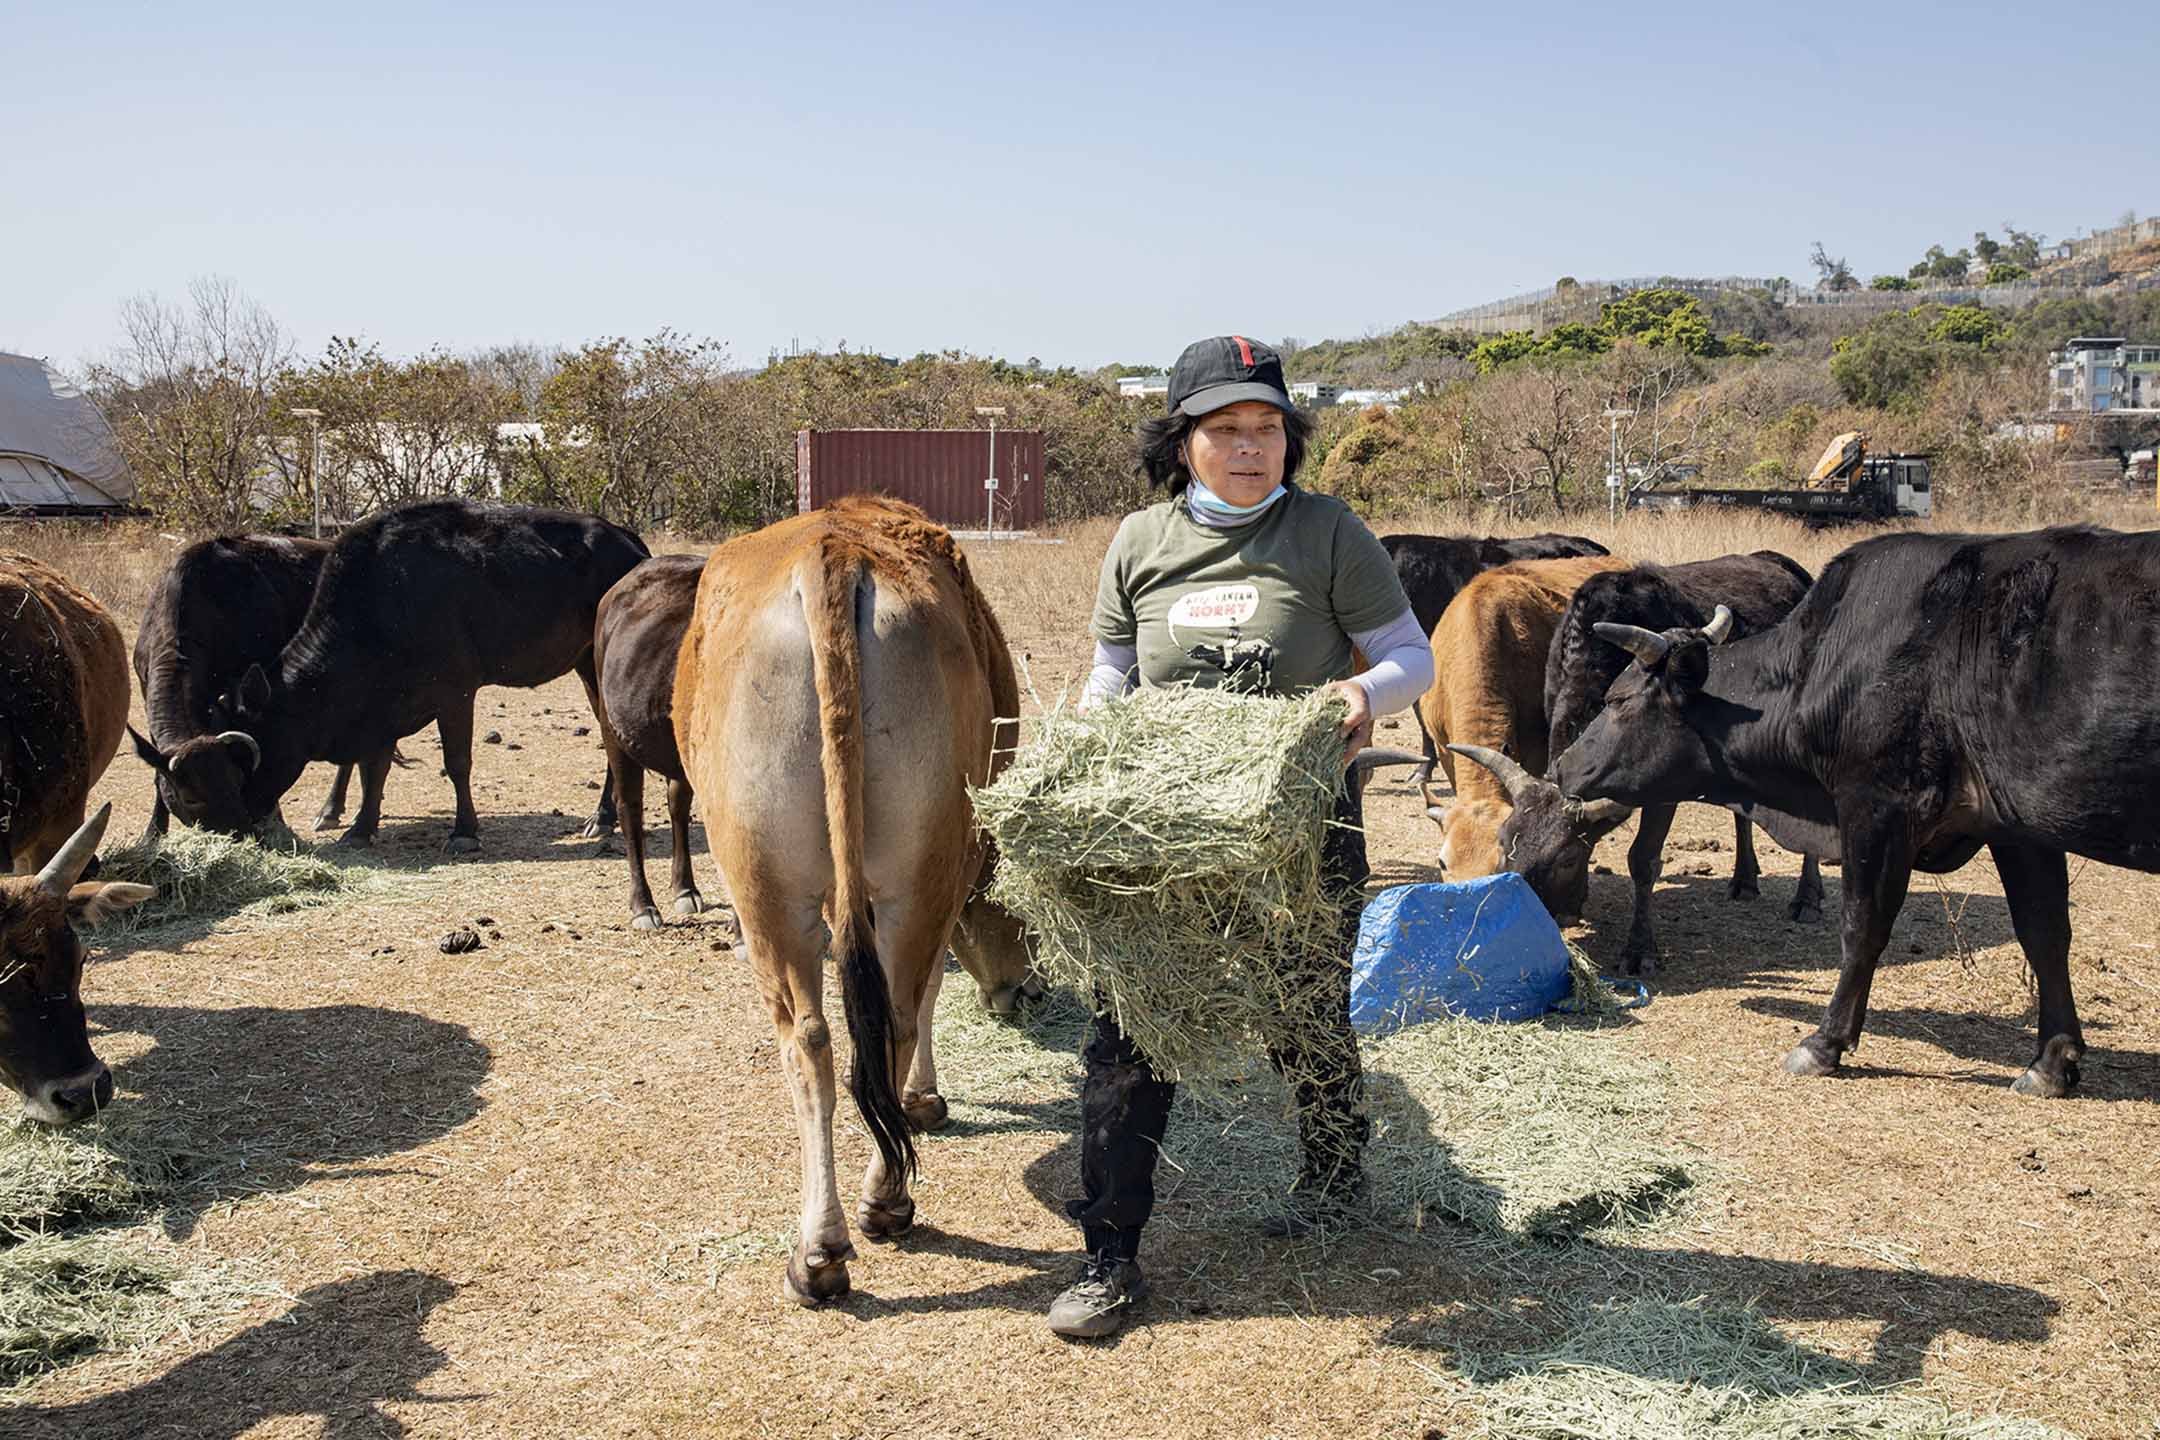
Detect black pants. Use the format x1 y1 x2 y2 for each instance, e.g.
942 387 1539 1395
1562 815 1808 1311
1065 781 1372 1261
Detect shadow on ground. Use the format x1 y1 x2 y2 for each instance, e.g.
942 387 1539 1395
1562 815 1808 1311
88 1002 492 1239
7 1270 470 1440
781 985 2059 1398
1740 992 2160 1101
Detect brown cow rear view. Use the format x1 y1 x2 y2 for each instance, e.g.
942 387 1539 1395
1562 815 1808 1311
672 497 1032 1305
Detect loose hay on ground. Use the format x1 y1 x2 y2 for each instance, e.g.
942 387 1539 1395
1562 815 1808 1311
0 1233 276 1390
932 969 1697 1243
1458 1297 2074 1440
0 1115 187 1242
973 687 1352 1083
96 828 386 933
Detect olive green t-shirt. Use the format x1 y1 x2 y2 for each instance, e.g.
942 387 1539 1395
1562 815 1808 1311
1091 486 1411 696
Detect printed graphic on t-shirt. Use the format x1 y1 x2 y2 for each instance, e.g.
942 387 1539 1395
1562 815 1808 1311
1167 583 1277 692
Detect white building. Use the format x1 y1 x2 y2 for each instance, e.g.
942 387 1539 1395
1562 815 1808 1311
2049 337 2160 412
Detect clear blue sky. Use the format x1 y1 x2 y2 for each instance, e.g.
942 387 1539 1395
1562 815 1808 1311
6 1 2151 373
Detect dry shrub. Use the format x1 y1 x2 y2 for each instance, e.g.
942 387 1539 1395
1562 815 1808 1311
0 520 172 621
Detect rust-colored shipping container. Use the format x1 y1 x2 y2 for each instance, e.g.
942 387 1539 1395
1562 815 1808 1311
796 428 1047 532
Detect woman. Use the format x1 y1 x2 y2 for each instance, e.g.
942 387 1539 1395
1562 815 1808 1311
1049 335 1435 1339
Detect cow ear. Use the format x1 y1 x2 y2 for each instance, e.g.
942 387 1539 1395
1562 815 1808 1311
1665 638 1711 697
68 881 156 927
128 725 169 774
236 664 273 718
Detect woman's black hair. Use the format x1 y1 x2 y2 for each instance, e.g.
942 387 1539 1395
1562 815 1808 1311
1135 404 1313 495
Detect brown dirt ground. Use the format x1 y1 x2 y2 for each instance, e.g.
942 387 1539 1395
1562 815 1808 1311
6 511 2159 1440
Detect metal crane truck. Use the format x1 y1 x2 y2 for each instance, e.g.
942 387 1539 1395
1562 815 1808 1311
1628 431 1932 525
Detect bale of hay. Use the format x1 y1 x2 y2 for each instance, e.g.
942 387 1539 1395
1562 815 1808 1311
1461 1297 2074 1440
972 688 1352 1081
95 828 364 934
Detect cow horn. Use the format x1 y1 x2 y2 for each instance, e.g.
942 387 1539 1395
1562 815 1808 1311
1350 747 1428 773
1702 605 1735 645
1593 622 1672 668
1446 743 1536 803
214 731 261 772
36 803 112 896
1564 796 1633 830
1419 779 1448 828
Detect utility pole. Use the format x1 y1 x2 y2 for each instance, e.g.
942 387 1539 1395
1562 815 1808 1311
291 408 324 537
975 406 1006 537
1602 407 1634 524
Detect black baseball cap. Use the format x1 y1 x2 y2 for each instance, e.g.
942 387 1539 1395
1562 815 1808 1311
1167 335 1295 417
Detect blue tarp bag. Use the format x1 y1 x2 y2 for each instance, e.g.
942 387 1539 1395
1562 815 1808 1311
1349 873 1572 1034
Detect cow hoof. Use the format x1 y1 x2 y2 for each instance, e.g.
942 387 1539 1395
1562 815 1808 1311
1728 875 1761 901
333 831 376 850
313 811 342 832
630 909 662 931
672 892 707 919
1783 1038 1841 1078
1620 950 1658 978
2010 1067 2072 1099
1788 896 1825 924
445 834 481 855
858 1198 916 1239
782 1247 854 1305
903 1091 949 1132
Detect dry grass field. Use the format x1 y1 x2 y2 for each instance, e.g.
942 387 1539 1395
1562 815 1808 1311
2 505 2157 1439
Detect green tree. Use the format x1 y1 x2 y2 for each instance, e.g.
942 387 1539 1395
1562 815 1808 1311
1830 311 1941 407
1927 304 2007 347
1985 262 2029 285
1470 330 1541 374
1870 274 1918 291
1972 232 2003 266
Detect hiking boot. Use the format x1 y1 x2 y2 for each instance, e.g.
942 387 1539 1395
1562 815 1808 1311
1046 1254 1148 1339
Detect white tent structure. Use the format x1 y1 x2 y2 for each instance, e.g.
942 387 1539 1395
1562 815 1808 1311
0 353 135 511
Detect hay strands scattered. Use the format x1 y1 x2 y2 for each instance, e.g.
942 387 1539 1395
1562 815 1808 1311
94 827 379 934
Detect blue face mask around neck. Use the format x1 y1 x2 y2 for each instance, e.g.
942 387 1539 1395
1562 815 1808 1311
1187 475 1286 523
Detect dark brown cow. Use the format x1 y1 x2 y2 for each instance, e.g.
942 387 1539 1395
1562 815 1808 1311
0 556 153 1124
592 554 713 928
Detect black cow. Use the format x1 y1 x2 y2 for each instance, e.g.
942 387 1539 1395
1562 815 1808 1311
214 500 650 850
1450 551 1826 971
1381 532 1610 776
1552 525 2160 1098
129 535 408 842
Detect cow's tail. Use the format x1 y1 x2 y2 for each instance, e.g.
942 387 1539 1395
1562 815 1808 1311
801 540 916 1181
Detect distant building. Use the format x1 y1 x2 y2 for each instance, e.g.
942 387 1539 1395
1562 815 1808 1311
1287 381 1343 407
2049 337 2160 412
1336 388 1411 411
1116 373 1169 400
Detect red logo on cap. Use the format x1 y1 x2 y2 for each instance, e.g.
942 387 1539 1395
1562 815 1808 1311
1232 335 1254 368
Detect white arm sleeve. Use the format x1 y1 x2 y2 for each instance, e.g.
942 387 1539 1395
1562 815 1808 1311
1080 638 1139 711
1346 608 1435 717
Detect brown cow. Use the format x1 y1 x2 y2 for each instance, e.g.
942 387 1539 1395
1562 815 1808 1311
672 496 1034 1304
1417 554 1629 903
0 557 154 1124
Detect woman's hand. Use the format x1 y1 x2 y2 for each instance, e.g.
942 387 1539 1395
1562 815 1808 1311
1326 680 1374 765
